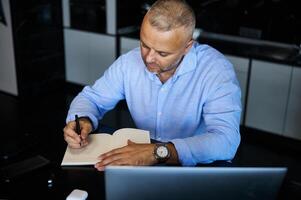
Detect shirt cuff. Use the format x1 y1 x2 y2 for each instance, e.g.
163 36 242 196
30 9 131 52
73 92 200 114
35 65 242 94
170 138 197 166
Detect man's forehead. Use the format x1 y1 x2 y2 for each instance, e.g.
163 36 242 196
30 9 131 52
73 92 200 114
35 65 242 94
140 20 187 52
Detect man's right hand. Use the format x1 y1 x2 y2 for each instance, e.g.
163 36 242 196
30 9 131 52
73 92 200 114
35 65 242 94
63 117 93 148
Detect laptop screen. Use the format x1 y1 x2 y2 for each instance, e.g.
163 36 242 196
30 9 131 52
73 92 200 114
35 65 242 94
105 166 287 200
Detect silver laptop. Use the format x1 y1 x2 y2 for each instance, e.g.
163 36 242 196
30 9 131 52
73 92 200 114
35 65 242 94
105 166 287 200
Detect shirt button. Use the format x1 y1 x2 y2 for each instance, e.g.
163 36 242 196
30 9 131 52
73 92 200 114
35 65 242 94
158 112 162 116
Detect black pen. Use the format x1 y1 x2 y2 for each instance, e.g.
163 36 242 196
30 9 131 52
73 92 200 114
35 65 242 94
75 114 82 146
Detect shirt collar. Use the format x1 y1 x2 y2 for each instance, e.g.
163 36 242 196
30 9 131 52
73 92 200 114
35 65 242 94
172 42 197 82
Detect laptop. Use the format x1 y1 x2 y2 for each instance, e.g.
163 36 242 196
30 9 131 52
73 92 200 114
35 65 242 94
105 166 287 200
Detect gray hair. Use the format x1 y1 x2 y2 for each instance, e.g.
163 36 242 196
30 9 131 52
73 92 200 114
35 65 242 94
147 0 195 37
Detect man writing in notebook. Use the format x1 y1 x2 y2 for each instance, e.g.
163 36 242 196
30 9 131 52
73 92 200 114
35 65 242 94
63 0 241 170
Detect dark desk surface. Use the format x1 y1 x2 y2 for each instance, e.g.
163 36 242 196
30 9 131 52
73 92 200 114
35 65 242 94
1 162 105 200
1 157 300 200
0 123 301 200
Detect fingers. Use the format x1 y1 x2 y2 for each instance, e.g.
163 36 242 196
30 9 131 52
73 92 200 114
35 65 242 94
94 143 155 171
99 153 127 166
95 145 132 171
63 116 93 148
78 119 92 140
95 153 129 171
63 122 81 141
127 139 135 145
63 121 84 148
97 143 136 161
98 147 126 159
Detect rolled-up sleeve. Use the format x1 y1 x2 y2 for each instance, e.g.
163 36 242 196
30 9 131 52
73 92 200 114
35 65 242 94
66 56 126 129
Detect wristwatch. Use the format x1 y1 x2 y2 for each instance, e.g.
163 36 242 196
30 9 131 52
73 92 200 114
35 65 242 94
153 143 170 163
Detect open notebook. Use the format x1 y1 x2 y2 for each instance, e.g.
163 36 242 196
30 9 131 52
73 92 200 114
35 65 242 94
61 128 150 166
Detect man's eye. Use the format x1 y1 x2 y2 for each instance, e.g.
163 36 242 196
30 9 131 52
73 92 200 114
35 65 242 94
159 53 168 57
141 43 149 49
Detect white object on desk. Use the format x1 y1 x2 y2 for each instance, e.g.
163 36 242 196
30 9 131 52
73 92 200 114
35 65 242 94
66 189 88 200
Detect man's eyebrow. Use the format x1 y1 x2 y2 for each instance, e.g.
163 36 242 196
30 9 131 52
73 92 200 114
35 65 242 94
140 40 171 55
140 40 149 47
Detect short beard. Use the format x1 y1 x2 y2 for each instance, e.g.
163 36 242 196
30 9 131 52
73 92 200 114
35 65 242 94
157 56 184 75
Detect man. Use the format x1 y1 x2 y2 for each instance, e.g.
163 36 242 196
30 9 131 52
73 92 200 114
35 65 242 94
63 0 241 170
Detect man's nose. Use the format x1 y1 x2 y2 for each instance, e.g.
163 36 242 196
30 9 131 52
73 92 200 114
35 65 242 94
145 49 156 63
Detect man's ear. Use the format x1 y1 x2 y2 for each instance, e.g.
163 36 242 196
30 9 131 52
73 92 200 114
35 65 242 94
184 39 194 54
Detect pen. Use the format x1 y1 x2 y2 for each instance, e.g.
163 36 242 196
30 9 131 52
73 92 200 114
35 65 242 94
75 114 82 146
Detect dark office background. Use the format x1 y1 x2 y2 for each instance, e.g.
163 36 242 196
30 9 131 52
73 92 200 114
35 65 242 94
1 0 301 199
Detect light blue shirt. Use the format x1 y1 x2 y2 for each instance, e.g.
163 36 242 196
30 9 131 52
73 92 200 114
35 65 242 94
66 42 241 166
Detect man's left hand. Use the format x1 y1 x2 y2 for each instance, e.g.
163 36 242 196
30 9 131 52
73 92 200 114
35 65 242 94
94 140 157 171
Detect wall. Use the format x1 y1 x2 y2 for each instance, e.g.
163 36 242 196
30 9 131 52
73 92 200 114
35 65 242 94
0 0 17 95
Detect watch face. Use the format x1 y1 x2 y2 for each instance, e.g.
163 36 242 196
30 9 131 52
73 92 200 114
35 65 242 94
156 146 169 158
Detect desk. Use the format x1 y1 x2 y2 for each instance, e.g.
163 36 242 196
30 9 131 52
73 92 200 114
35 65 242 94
1 163 105 199
0 125 234 199
0 156 236 200
0 126 300 200
1 159 297 200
